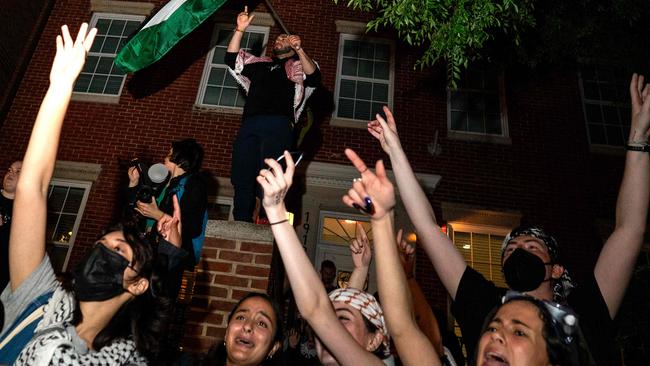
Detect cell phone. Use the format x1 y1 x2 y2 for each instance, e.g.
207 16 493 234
275 151 303 171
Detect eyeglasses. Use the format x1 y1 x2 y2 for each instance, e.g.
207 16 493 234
501 291 578 345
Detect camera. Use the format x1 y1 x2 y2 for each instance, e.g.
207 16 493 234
129 159 169 204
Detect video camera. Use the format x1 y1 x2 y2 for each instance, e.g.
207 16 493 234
128 159 169 204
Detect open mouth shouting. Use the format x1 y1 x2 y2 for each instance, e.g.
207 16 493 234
481 351 509 366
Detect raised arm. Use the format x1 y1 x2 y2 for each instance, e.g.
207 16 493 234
258 151 383 366
594 73 650 317
9 24 96 291
368 107 466 299
287 35 317 76
342 149 441 366
226 6 254 53
348 223 372 290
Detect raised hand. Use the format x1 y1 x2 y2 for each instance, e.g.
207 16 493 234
157 195 182 247
257 150 295 210
350 223 372 269
50 23 97 86
236 6 255 31
342 148 395 220
288 35 302 51
629 73 650 144
396 229 416 277
288 328 300 348
367 106 401 154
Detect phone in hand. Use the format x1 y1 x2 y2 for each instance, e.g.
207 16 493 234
274 151 303 172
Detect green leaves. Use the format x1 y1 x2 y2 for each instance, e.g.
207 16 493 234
335 0 535 87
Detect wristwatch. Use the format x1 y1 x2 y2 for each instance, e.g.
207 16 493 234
625 144 650 152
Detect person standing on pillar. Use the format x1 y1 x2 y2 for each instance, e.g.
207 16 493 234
225 6 321 222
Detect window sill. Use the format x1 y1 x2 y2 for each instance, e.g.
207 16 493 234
192 104 244 115
589 144 625 156
447 130 512 145
329 117 368 129
72 93 120 104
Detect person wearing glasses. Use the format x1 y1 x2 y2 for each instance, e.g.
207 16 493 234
363 72 650 366
225 7 321 222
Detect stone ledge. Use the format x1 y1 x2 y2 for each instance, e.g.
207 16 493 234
205 220 273 242
90 0 155 15
53 160 102 182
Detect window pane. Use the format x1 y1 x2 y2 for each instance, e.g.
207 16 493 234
208 68 226 85
343 40 358 57
600 84 617 100
582 81 600 100
89 75 108 93
49 186 67 212
101 37 120 54
107 20 126 36
375 44 390 61
602 105 620 124
354 100 371 120
373 83 388 102
450 91 468 110
374 61 389 80
105 76 123 94
220 88 238 106
124 21 140 36
585 104 603 123
467 112 485 133
359 42 374 59
605 126 624 146
96 57 113 74
340 79 356 98
46 212 58 241
53 214 77 244
467 94 486 112
213 48 226 64
356 81 372 100
248 33 265 55
371 103 384 117
83 56 99 73
203 86 220 105
450 111 467 131
338 98 354 118
485 114 502 135
342 58 358 76
223 73 239 87
74 74 92 92
358 60 373 78
485 94 500 113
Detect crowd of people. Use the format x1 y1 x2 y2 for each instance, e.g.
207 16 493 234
0 14 648 366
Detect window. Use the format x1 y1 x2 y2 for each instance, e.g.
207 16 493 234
207 196 233 220
74 13 144 96
448 64 508 137
333 34 393 122
579 64 631 147
197 25 269 108
46 179 91 271
448 223 507 288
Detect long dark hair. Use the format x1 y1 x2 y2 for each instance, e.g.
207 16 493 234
475 296 596 366
64 223 172 360
200 292 284 366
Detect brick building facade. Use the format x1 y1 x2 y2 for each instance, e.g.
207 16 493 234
1 0 647 362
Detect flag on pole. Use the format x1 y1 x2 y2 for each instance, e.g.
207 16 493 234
115 0 227 73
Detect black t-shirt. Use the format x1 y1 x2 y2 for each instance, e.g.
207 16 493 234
224 52 321 121
0 194 14 289
451 266 619 366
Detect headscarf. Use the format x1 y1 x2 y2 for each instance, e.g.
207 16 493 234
501 225 576 303
328 287 390 356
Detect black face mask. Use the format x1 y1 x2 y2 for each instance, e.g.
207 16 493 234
502 248 552 292
72 244 130 301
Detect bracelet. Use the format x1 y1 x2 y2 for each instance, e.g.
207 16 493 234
625 144 650 152
269 218 289 225
234 28 244 33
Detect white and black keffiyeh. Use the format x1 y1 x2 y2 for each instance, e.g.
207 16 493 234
15 286 147 366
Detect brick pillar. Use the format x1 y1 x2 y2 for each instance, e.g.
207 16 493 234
182 221 274 353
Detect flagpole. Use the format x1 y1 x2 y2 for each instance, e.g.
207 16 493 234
263 0 290 34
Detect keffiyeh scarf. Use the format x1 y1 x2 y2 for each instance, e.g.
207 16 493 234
15 286 147 366
329 287 391 356
228 50 317 124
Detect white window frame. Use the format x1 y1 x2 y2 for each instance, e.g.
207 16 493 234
207 195 234 221
47 179 92 271
331 33 395 128
195 24 270 110
73 12 144 102
578 63 631 151
446 66 510 143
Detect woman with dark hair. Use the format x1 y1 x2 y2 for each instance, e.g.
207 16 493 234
476 293 596 366
182 292 283 366
255 152 392 366
130 137 208 269
0 24 181 365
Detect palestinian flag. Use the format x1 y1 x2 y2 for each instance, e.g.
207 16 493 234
115 0 227 73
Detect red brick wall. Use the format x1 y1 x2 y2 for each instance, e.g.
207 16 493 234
0 0 628 320
183 235 273 352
